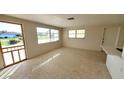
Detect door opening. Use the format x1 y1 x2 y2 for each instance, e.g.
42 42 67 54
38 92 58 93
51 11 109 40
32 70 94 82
0 21 27 67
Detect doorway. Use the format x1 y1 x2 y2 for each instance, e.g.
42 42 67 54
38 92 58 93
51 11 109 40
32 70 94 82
0 21 27 67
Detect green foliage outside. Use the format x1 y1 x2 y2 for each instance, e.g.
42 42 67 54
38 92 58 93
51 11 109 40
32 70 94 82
0 37 22 46
38 34 49 40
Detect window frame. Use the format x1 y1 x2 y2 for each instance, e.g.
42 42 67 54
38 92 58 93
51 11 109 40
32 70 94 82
36 27 60 44
0 21 27 67
68 29 86 39
68 30 76 38
50 29 59 42
76 29 86 39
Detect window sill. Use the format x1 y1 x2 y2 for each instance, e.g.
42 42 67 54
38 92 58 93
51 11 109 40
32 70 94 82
38 40 60 45
68 38 85 39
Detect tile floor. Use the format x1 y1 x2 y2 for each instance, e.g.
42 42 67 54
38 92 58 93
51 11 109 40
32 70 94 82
0 47 111 79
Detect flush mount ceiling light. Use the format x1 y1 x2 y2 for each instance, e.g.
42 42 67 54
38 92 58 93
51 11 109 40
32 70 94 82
67 17 75 20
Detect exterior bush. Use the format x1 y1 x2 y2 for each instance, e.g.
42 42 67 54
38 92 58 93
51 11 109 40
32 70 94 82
9 40 18 45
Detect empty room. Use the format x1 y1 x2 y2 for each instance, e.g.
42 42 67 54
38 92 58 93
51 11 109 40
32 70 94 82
0 14 124 79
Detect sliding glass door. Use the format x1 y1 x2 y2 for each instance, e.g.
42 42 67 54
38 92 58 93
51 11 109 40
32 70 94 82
0 21 27 67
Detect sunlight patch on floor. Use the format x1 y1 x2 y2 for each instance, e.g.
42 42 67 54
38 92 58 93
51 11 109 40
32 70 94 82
32 53 61 72
0 63 22 79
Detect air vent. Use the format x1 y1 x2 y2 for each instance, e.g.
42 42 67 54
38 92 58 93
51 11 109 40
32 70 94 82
67 17 75 20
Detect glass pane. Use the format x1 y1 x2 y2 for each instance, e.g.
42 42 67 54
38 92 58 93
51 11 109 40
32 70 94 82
54 34 59 37
8 48 12 51
69 30 76 38
69 30 75 34
77 33 85 38
51 29 59 41
51 37 59 41
19 49 26 60
37 27 50 44
69 34 75 38
12 48 15 50
13 51 20 62
3 52 13 65
0 22 23 48
15 47 18 50
51 29 59 34
2 49 7 52
77 30 85 34
21 46 24 48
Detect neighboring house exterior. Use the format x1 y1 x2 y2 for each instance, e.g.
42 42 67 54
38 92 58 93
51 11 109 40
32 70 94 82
0 32 21 38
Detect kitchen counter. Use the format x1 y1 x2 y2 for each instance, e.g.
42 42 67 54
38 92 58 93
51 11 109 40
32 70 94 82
101 45 122 57
101 45 124 78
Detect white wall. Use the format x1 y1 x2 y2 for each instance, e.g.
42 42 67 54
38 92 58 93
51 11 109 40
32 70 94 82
63 27 103 51
0 15 62 59
117 27 124 48
63 26 123 51
103 27 119 47
104 26 124 49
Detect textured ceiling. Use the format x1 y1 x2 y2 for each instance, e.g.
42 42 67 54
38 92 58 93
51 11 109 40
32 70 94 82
8 14 124 28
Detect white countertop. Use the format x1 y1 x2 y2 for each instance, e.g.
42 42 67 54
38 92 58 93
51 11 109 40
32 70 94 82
101 45 122 57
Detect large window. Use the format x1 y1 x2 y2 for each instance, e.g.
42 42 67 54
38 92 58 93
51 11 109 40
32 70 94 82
37 27 50 43
51 29 59 41
69 29 85 38
37 27 59 44
0 22 24 47
69 30 76 38
77 30 85 38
